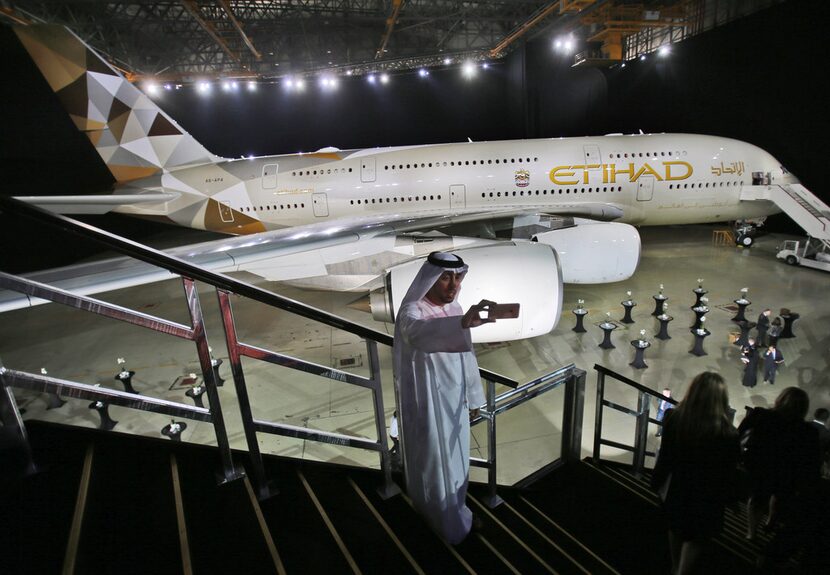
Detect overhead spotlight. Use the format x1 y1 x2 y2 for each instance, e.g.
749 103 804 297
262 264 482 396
482 63 489 69
346 70 354 76
247 81 257 91
146 83 160 95
367 74 376 84
319 76 338 90
197 82 212 94
554 35 576 54
222 81 232 92
163 83 172 91
621 62 626 68
380 73 389 84
443 57 452 65
640 54 647 61
658 45 671 57
295 78 305 91
462 61 476 78
285 78 294 89
418 68 429 77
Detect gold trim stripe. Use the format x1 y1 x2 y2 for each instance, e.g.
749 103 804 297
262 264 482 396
62 444 95 575
297 469 362 574
469 494 559 574
242 475 286 575
170 454 193 575
517 496 620 575
347 477 425 575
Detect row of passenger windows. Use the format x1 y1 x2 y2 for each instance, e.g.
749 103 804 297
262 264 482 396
384 157 539 170
242 203 305 212
290 168 354 176
483 186 623 197
668 181 744 189
350 195 443 205
610 150 687 158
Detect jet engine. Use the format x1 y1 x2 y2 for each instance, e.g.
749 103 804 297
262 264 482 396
369 242 562 343
531 219 640 283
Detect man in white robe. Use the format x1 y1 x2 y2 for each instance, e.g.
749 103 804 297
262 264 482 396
393 251 492 544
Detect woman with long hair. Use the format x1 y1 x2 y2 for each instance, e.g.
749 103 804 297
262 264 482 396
651 372 739 574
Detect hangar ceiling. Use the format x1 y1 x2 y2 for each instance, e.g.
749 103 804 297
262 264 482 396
2 0 783 82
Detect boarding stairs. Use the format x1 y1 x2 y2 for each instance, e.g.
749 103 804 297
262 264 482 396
2 419 770 575
741 183 830 246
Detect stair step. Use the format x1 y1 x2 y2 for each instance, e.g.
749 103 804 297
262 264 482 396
299 465 420 575
471 486 619 575
348 470 486 574
0 422 89 574
259 458 357 574
73 434 181 574
176 447 278 575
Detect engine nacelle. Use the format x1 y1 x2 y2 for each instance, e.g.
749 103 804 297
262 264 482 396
532 219 641 283
370 242 562 343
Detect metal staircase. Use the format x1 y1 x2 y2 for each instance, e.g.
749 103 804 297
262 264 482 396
741 183 830 246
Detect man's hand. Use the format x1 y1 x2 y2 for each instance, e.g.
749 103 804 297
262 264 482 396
469 408 480 421
462 299 497 328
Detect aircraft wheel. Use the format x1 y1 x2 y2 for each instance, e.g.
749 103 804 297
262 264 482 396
786 255 798 266
739 234 754 247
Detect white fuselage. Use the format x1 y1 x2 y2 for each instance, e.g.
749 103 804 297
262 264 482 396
126 133 790 233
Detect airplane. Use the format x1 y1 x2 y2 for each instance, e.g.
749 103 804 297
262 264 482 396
2 24 801 343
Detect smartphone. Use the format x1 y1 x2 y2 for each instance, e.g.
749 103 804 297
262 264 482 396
486 303 520 320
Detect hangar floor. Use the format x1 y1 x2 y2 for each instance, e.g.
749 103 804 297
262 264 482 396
2 225 828 486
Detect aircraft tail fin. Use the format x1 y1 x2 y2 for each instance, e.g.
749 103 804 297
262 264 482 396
13 25 220 184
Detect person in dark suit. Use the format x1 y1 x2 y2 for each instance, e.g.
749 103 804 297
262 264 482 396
756 309 771 347
740 337 758 388
738 388 821 565
768 316 783 347
651 372 739 575
763 345 784 384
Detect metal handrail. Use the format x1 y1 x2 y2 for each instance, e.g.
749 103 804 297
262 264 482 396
0 273 242 483
470 364 584 505
592 364 677 476
0 195 583 505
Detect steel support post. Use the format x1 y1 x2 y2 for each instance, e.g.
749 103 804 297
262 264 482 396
0 362 37 475
367 340 400 500
561 368 586 463
482 378 503 508
633 391 651 477
216 290 275 499
183 279 243 485
593 371 606 462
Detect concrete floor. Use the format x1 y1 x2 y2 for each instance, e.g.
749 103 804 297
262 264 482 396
2 224 828 487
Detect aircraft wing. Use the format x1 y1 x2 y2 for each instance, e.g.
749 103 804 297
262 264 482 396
0 201 634 313
14 193 181 215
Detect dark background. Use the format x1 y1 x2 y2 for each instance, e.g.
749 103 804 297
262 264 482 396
1 0 827 272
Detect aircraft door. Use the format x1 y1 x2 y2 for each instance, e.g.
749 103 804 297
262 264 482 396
637 176 655 201
583 145 602 165
361 157 376 182
312 193 329 217
218 201 234 223
583 145 602 184
450 184 466 208
262 164 278 189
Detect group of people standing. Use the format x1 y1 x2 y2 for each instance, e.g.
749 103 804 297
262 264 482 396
652 373 826 574
740 308 786 387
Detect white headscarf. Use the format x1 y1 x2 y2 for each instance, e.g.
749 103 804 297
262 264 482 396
397 251 468 309
393 251 469 373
